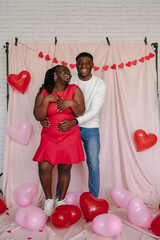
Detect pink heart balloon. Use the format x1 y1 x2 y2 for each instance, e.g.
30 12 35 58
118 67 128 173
65 192 82 207
7 121 32 145
92 213 122 238
15 206 48 231
111 187 134 209
14 183 38 207
128 197 153 229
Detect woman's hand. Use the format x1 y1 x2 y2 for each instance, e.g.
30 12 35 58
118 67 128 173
47 94 62 103
56 99 73 112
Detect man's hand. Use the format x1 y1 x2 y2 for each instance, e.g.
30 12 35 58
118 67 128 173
40 118 50 128
57 119 75 131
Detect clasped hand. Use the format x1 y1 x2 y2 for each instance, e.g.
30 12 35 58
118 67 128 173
48 94 72 112
40 119 74 132
56 99 72 112
57 119 74 131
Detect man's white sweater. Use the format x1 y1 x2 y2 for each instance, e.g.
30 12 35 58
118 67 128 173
71 74 106 128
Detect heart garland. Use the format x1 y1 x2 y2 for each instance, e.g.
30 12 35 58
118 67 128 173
38 51 155 71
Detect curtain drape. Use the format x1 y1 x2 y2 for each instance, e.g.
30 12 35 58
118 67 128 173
1 42 160 240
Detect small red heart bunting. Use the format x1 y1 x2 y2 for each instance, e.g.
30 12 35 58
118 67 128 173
145 55 150 60
53 57 58 63
111 64 116 70
62 61 68 66
103 65 109 71
139 57 144 62
94 66 99 71
118 63 124 69
70 64 76 69
149 52 155 58
38 52 44 58
45 55 51 61
132 60 137 65
126 61 132 67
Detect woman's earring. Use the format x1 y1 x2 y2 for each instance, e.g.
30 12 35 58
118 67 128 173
54 76 57 82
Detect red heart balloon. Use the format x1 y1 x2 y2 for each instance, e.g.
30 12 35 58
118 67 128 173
150 214 160 236
134 129 157 151
7 71 31 93
80 192 109 222
51 205 81 228
0 197 7 214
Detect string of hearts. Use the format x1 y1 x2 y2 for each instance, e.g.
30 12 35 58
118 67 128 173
17 42 155 71
38 51 155 71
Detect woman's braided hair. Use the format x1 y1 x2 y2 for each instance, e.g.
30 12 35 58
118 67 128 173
39 65 61 94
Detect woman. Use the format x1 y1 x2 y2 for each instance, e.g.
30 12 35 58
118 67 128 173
33 65 85 216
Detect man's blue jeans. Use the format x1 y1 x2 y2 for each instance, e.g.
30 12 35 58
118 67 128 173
56 127 100 198
80 127 100 198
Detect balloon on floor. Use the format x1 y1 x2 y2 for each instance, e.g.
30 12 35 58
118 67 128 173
51 205 81 228
15 206 48 231
92 213 122 238
80 192 109 222
0 198 7 214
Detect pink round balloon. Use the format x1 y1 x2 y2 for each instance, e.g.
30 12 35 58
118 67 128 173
15 206 48 231
14 183 38 207
111 187 134 209
65 192 82 206
92 213 122 238
128 197 153 229
7 120 32 145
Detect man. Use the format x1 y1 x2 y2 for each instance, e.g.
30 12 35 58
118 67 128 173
42 52 106 198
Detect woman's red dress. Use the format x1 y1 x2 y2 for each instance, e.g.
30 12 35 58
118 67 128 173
33 84 85 165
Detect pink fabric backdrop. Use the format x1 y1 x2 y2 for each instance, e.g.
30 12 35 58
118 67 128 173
1 42 160 239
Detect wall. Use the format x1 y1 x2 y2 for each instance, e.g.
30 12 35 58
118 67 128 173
0 0 160 173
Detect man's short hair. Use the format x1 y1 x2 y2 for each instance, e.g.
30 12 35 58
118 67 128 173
76 52 93 61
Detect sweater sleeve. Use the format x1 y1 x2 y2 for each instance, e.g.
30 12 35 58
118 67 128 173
76 81 106 124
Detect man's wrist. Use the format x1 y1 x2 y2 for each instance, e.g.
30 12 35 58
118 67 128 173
74 118 79 125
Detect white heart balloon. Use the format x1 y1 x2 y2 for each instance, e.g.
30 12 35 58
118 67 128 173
7 121 32 145
92 213 122 238
65 192 82 207
14 183 38 207
15 206 48 231
128 197 153 229
111 187 134 209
